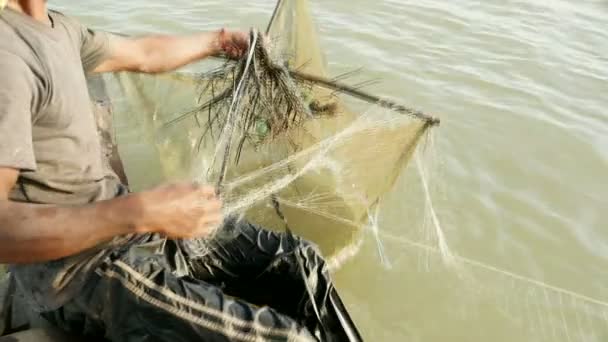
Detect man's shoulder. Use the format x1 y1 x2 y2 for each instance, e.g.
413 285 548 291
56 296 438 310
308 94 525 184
0 12 13 36
0 14 26 56
0 50 31 76
49 9 77 24
49 9 85 32
0 45 41 93
0 12 48 75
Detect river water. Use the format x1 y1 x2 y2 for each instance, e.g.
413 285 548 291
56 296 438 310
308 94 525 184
52 0 608 341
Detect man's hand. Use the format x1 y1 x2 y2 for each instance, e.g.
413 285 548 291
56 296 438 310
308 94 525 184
0 166 224 263
216 29 250 60
133 182 223 239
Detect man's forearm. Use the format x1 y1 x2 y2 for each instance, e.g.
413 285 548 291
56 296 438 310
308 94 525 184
94 31 223 74
0 195 140 264
130 32 222 73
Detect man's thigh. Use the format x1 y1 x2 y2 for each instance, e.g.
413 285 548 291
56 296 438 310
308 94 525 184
43 248 315 342
184 219 319 307
184 217 315 277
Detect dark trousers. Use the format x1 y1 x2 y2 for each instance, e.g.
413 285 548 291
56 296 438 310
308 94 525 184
42 218 362 342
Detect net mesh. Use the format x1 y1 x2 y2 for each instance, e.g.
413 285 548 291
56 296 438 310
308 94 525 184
86 1 608 341
98 0 437 260
90 0 608 341
0 0 605 340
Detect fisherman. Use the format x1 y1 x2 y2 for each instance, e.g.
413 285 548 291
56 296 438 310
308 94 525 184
0 1 361 341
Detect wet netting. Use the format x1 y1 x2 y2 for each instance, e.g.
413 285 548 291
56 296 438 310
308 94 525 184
86 1 608 341
95 0 438 262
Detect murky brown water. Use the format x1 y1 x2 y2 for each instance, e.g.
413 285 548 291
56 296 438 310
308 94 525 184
46 1 608 340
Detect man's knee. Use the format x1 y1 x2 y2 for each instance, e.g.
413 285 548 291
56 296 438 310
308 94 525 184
214 216 328 267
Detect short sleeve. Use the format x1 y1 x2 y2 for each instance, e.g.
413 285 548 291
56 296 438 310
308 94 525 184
0 53 37 171
55 11 113 73
79 26 113 73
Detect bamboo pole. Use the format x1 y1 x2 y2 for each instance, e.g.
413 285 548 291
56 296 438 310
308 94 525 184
165 69 440 126
289 70 440 125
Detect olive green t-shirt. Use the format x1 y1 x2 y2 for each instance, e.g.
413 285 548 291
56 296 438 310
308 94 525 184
0 7 121 205
0 8 127 311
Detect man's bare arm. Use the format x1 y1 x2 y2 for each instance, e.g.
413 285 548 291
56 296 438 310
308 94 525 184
0 167 138 263
92 29 249 74
0 168 222 264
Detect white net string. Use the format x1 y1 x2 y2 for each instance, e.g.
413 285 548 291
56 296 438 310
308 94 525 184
92 1 608 341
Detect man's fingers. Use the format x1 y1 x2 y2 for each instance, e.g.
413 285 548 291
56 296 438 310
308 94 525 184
197 185 216 198
201 199 222 212
199 213 223 225
227 43 243 58
220 30 250 59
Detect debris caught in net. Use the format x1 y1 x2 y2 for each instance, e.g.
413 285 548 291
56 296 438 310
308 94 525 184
99 5 438 261
82 1 608 341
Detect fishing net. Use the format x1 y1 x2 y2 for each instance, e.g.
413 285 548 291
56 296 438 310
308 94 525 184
86 12 608 340
2 1 607 341
87 2 608 340
92 0 438 262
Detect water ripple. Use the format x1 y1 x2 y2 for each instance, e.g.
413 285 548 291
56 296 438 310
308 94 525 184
52 1 608 340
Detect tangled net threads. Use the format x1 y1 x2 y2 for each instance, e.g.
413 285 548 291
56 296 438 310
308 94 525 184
195 30 316 168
